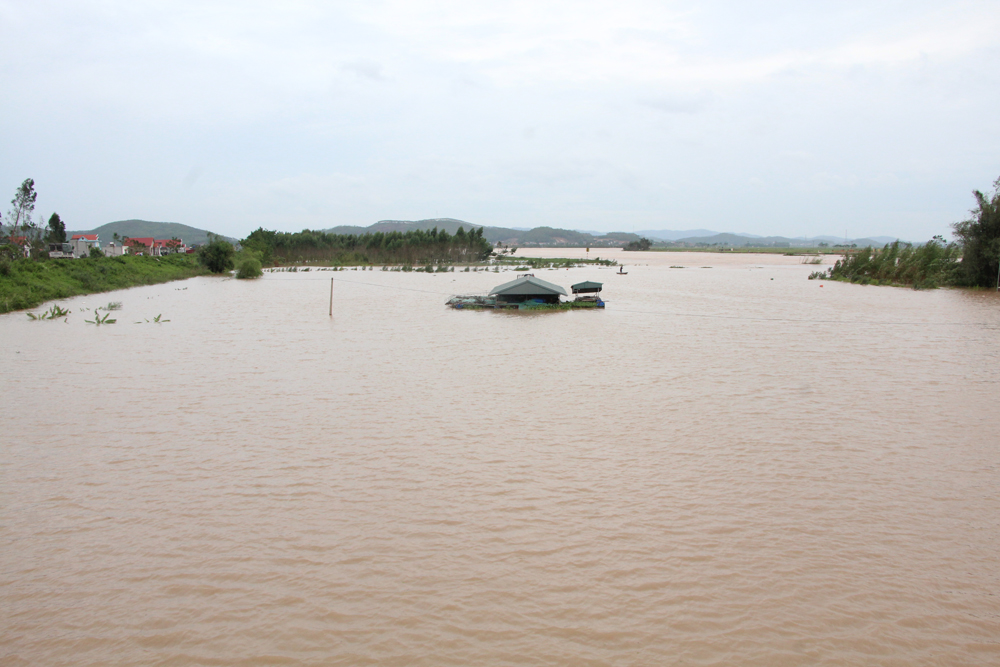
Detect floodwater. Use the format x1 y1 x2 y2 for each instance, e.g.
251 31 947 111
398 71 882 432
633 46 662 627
2 250 999 666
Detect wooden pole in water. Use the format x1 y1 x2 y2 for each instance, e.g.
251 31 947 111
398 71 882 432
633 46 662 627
329 277 334 316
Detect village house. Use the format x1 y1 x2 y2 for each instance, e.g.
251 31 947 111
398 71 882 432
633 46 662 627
70 234 100 258
103 242 126 257
124 237 187 256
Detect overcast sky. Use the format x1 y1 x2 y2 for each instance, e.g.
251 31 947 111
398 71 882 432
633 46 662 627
2 0 998 240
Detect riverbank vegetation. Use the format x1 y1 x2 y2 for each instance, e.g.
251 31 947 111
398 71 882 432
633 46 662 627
242 226 495 266
0 254 208 313
952 176 1000 287
815 239 961 288
814 176 1000 289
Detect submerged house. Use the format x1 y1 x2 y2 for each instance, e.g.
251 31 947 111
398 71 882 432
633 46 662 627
447 274 604 310
490 274 568 306
571 281 603 298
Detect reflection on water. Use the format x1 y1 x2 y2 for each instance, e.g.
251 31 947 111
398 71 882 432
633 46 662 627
2 252 999 666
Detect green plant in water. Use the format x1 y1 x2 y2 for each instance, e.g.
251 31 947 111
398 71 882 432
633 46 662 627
86 311 116 325
100 301 123 310
27 304 71 320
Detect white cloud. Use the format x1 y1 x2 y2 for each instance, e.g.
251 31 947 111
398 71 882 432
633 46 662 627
1 0 998 239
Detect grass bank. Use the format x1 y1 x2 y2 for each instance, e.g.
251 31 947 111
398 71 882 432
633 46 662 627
0 255 209 314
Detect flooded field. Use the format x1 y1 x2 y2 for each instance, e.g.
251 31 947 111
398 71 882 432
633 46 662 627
2 250 999 666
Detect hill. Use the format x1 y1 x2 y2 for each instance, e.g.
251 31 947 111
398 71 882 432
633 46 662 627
320 218 627 247
671 232 906 247
68 220 235 246
637 228 723 241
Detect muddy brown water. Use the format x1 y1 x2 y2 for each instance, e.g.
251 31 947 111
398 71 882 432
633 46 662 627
2 250 999 666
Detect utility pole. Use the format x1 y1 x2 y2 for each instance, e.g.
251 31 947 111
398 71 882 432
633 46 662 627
329 277 334 316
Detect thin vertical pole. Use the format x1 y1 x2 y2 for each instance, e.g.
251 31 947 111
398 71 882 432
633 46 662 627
996 254 999 291
329 277 334 316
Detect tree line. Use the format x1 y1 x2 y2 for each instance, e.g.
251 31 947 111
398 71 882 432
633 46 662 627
241 225 495 265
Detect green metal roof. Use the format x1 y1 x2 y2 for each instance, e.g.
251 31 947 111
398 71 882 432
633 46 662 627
571 281 603 293
489 275 568 297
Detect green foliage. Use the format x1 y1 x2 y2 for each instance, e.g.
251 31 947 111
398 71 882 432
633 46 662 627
198 234 236 273
85 311 116 325
89 246 104 258
952 176 1000 287
623 237 653 251
236 256 263 279
241 225 494 266
27 304 70 320
827 240 960 288
0 254 207 313
47 213 67 243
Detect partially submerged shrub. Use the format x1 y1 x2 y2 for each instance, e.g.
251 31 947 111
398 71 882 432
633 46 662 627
236 256 263 279
198 235 235 274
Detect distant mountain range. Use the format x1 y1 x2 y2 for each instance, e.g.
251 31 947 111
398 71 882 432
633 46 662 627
325 219 905 247
67 220 237 246
322 218 637 247
68 217 905 249
637 229 902 246
659 232 903 247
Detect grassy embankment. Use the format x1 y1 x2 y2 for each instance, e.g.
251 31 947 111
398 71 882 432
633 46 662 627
0 254 209 314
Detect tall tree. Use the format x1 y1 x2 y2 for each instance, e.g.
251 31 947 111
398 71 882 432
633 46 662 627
953 176 1000 287
6 178 37 236
47 213 67 244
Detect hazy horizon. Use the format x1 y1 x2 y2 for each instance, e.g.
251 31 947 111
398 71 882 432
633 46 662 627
3 1 998 241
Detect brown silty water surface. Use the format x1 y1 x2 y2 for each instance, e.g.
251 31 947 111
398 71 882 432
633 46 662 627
2 249 999 666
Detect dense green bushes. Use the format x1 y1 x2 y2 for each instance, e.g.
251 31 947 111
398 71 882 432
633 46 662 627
198 235 236 273
623 237 653 251
0 254 208 313
819 176 1000 289
821 239 960 289
241 225 494 266
236 254 263 279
